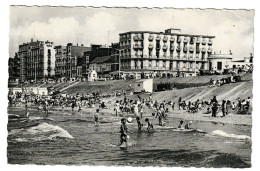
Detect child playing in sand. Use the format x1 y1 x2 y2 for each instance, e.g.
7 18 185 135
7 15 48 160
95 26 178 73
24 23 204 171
145 118 154 132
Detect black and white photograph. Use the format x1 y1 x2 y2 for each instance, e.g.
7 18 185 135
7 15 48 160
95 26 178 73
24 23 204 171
5 3 256 168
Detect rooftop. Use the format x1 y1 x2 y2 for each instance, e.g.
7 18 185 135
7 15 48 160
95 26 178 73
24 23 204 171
120 30 215 38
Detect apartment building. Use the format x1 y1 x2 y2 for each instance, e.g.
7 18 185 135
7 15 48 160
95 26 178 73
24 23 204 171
17 39 55 81
54 45 67 77
63 43 91 78
119 28 215 77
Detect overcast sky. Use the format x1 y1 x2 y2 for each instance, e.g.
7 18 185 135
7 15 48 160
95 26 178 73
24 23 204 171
9 6 254 59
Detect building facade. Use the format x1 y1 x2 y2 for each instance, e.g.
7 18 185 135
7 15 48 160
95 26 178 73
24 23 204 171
54 45 67 78
208 52 253 73
89 56 119 77
17 39 55 81
119 28 215 77
54 43 90 79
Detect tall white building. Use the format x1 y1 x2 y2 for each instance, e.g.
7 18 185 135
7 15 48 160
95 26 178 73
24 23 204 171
119 28 215 77
17 39 55 81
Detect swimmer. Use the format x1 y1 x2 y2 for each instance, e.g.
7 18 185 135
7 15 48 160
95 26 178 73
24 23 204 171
145 118 154 132
178 120 184 129
185 121 192 129
94 109 99 125
119 118 128 146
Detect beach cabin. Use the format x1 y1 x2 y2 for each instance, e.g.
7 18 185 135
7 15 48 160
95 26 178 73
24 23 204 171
134 79 153 93
88 70 97 81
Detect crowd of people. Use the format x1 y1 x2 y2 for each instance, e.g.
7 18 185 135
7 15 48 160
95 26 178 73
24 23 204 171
208 74 241 88
8 87 252 147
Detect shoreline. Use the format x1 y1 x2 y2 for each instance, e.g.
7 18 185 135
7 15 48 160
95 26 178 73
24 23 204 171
7 106 252 126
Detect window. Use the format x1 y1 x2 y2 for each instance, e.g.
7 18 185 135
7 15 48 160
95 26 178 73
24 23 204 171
170 51 173 57
183 62 187 68
149 61 152 67
217 62 222 70
149 50 152 57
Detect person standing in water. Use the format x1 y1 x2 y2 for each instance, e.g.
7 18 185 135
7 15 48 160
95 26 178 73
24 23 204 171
145 118 154 132
119 118 128 146
94 109 99 126
185 121 192 129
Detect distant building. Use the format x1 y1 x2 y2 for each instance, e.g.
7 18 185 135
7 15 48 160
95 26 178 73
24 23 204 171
119 28 215 78
134 79 153 93
88 70 97 81
16 39 55 81
89 44 111 62
208 52 253 73
89 55 119 77
64 43 91 78
82 50 91 78
54 45 67 78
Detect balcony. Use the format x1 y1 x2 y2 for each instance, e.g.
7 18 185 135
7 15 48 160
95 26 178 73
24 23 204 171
162 45 168 50
202 39 206 45
148 35 154 41
196 38 201 43
183 37 188 43
208 47 213 52
133 44 143 49
156 36 161 41
170 36 175 42
189 47 194 52
163 36 168 42
196 54 200 58
189 54 193 59
133 36 143 40
170 45 175 51
183 47 188 52
183 54 187 58
208 39 213 45
176 46 182 51
196 47 201 53
201 47 206 52
177 38 182 43
148 44 154 49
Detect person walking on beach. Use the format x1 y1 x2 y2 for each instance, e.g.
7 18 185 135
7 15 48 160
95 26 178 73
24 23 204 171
178 97 182 110
114 100 120 117
211 96 218 117
222 100 227 117
78 102 82 115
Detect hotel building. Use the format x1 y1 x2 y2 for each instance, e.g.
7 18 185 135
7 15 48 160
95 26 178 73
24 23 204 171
119 28 215 78
17 39 55 81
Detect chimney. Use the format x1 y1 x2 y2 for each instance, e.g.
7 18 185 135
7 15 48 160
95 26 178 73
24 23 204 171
229 50 232 55
81 44 84 46
31 38 33 42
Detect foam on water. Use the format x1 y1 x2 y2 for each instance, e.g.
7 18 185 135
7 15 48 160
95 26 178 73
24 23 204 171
9 122 74 142
212 130 251 140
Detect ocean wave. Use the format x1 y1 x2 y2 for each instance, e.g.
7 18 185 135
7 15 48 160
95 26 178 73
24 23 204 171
211 130 251 140
9 122 74 142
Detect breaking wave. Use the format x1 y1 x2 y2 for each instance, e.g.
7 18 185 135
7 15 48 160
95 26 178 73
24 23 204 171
212 130 251 140
9 122 74 142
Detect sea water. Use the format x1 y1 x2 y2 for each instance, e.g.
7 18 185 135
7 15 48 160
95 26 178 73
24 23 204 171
7 109 251 167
